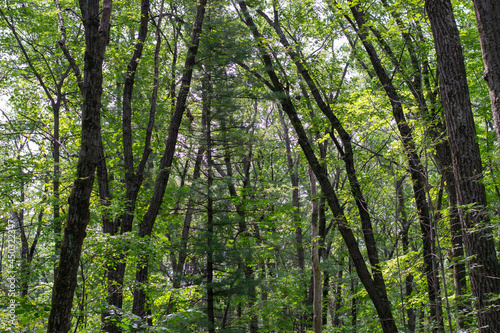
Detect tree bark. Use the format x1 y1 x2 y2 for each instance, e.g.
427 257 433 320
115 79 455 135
426 0 500 331
47 1 112 331
473 0 500 153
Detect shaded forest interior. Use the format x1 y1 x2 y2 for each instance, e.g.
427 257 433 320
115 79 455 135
1 0 500 332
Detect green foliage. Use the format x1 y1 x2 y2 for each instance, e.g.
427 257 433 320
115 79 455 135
0 0 498 331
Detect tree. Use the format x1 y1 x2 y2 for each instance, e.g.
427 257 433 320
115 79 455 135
47 1 112 331
131 0 207 318
2 0 500 331
426 0 500 330
473 0 500 153
237 2 397 331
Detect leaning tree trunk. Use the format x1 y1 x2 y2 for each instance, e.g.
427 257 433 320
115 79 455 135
345 3 444 330
47 1 112 332
374 5 470 326
260 11 394 330
426 0 500 331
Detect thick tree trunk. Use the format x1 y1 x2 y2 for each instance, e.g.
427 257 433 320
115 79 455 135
426 0 500 331
47 1 112 332
473 0 500 153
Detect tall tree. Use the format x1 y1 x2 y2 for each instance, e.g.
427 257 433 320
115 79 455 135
131 0 207 318
47 0 113 332
237 2 397 331
308 167 322 333
473 0 500 153
426 0 500 331
100 1 151 330
202 71 215 333
340 3 444 329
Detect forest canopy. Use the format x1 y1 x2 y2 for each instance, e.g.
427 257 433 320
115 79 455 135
1 0 500 332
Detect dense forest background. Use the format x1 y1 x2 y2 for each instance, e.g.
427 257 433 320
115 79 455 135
1 0 500 332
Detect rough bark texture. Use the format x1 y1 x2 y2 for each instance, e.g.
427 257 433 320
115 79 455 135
47 1 112 332
473 0 500 153
131 0 206 317
426 0 500 331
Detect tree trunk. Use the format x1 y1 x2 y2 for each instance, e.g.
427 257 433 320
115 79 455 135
131 0 206 318
53 100 61 271
350 260 358 331
47 1 112 331
473 0 500 153
309 167 322 333
222 135 258 333
373 6 470 326
426 0 500 330
346 4 444 330
102 2 151 331
396 177 415 333
238 3 397 331
333 264 343 328
202 75 215 333
172 145 204 289
278 110 304 271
